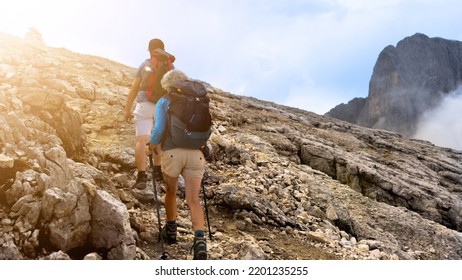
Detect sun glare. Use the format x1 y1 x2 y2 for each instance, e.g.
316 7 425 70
1 1 36 36
0 0 73 38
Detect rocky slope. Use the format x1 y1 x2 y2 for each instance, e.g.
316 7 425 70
326 33 462 137
1 31 462 260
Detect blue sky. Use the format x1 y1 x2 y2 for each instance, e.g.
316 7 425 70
1 0 462 115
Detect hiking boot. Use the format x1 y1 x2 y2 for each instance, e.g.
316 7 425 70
133 172 147 189
160 221 177 244
153 165 163 182
192 231 207 260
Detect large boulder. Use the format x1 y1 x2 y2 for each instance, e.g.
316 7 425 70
40 181 92 251
89 190 136 260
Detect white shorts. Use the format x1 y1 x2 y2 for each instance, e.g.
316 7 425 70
133 102 156 136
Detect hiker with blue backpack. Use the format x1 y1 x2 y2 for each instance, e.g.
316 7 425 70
124 38 175 189
149 69 212 260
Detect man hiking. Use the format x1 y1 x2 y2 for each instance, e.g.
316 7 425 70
149 69 211 260
124 38 174 189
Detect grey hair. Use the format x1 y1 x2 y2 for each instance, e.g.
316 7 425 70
161 69 188 90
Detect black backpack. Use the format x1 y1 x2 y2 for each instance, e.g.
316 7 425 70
139 49 175 103
165 80 212 150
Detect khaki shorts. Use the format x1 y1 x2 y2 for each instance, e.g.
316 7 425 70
162 148 206 178
133 102 156 136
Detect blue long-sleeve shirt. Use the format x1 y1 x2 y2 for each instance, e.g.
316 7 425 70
149 97 170 145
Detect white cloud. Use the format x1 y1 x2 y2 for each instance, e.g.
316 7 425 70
414 88 462 150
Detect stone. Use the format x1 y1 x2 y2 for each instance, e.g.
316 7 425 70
0 241 23 260
89 190 136 260
41 184 92 251
40 251 72 260
0 154 14 168
83 252 103 260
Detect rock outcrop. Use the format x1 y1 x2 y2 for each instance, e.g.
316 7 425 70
326 33 462 137
1 31 462 260
0 32 135 259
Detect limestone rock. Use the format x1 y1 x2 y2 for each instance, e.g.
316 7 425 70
89 190 136 260
0 154 13 168
0 241 23 260
41 182 92 251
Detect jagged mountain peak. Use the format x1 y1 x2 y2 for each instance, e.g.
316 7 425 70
327 33 462 142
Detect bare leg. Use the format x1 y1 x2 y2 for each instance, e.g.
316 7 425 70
163 173 178 221
184 176 205 231
153 145 162 166
135 135 150 171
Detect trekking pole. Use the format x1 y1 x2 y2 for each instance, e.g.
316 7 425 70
201 170 213 240
148 151 168 260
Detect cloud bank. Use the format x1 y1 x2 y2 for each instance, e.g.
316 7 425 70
414 87 462 150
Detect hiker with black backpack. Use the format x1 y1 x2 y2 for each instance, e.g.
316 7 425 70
149 69 212 260
124 38 175 189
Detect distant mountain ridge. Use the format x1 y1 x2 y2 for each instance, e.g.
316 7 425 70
326 33 462 137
